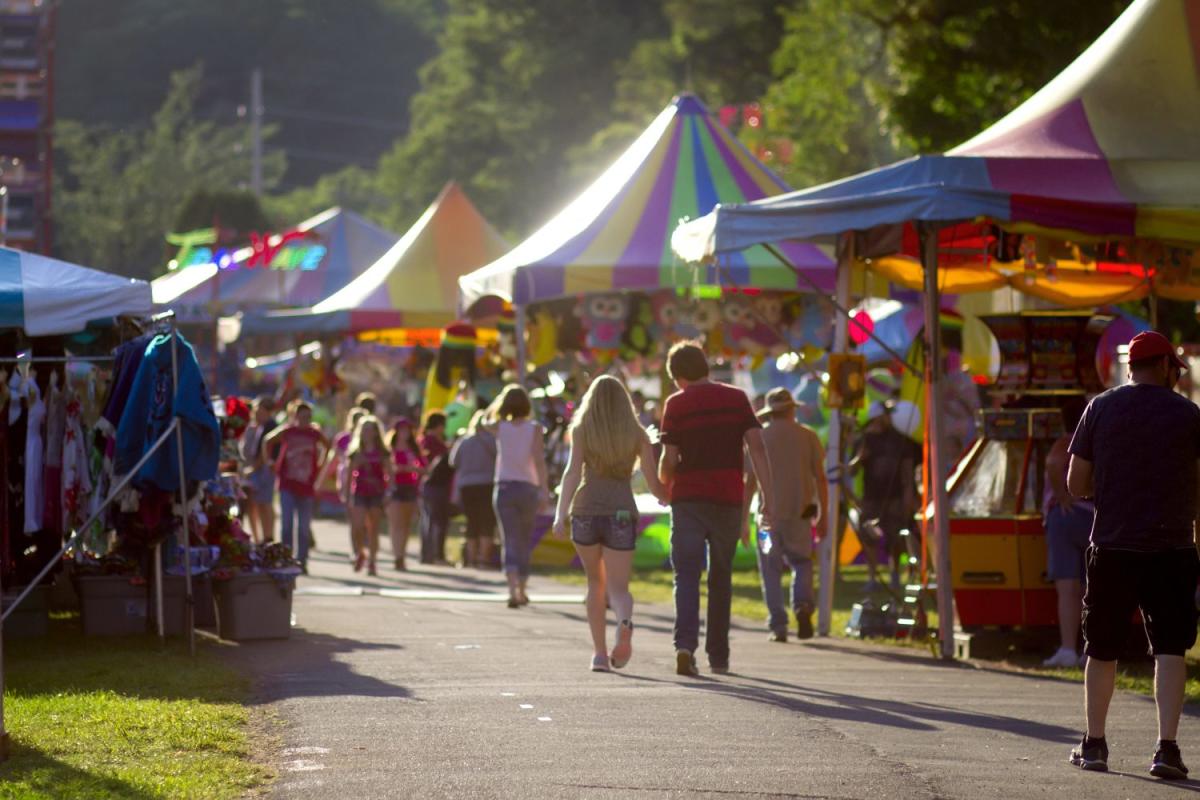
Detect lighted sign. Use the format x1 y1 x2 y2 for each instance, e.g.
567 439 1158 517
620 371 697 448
166 227 327 271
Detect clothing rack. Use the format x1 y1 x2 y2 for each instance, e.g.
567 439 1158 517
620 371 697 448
1 309 198 656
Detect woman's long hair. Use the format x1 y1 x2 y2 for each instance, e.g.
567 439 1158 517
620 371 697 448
348 416 385 462
569 375 646 479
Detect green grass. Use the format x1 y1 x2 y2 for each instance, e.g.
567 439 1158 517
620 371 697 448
0 613 271 799
542 561 1200 702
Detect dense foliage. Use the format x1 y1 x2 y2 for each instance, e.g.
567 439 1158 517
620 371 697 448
51 0 1131 277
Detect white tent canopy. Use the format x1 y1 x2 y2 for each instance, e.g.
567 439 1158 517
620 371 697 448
0 247 152 336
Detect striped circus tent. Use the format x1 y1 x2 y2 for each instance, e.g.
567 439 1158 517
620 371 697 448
459 93 834 309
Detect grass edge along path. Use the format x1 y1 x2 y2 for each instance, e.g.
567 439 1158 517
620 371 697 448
541 563 1200 704
0 613 272 800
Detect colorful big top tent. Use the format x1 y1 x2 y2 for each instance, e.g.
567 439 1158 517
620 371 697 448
151 207 398 322
237 183 510 335
0 247 152 335
458 93 834 309
673 0 1200 306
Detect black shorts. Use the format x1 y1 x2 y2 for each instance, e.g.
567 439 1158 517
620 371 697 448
1082 546 1200 660
390 485 418 504
353 494 384 511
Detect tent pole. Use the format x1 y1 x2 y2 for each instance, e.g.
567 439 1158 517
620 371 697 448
920 223 955 659
0 534 7 762
819 234 852 636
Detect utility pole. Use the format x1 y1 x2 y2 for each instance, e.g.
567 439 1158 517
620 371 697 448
250 68 263 197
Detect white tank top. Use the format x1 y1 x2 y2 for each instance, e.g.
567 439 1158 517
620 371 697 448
495 420 541 486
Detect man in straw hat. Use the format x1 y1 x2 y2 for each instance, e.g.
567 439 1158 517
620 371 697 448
744 387 827 641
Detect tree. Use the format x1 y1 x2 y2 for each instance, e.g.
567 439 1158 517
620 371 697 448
373 0 666 236
55 66 285 278
263 165 391 229
852 0 1129 153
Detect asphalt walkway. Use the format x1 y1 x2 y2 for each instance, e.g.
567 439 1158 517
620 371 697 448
224 519 1200 799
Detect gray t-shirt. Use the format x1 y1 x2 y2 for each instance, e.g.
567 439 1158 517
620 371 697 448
449 431 497 488
1068 383 1200 551
571 462 639 518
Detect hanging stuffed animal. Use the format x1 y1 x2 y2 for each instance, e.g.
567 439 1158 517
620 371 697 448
652 293 699 341
786 295 834 352
620 293 658 361
496 304 517 362
691 298 725 354
527 306 560 368
754 292 788 329
723 293 782 357
576 293 629 365
423 323 478 413
552 298 585 353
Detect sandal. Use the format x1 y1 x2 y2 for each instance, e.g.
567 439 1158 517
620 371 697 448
610 620 634 668
353 552 366 572
591 654 611 672
367 561 377 577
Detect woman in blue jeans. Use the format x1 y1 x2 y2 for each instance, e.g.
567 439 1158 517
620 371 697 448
553 376 668 671
488 385 549 608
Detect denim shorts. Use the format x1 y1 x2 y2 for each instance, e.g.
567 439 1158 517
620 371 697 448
571 513 637 551
1045 504 1093 581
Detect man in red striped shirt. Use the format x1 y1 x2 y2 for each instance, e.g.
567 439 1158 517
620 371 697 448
659 342 775 677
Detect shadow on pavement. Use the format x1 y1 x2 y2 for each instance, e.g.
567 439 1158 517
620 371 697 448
226 629 411 704
706 673 1080 742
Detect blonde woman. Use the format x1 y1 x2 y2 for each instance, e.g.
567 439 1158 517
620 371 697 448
488 385 550 608
553 376 668 672
347 415 394 576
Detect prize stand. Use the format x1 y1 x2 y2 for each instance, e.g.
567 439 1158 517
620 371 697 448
947 311 1109 637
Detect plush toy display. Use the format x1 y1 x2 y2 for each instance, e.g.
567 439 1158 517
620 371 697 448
691 298 724 354
576 293 629 364
651 293 700 341
423 323 477 413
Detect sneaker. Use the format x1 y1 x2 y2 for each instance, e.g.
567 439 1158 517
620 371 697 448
611 620 634 668
1151 740 1189 780
795 610 814 640
768 631 788 643
675 649 699 677
1043 647 1080 669
591 654 611 672
1069 736 1109 772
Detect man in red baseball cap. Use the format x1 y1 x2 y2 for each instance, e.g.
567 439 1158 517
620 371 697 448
1065 330 1200 778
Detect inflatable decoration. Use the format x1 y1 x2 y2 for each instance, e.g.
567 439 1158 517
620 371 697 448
527 307 560 368
620 293 658 360
423 323 478 414
576 293 629 364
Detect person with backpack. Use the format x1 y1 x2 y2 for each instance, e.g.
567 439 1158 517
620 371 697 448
418 410 454 565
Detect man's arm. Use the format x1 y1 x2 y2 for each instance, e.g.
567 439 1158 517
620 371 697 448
741 459 758 547
658 444 679 489
1066 455 1094 499
745 428 773 528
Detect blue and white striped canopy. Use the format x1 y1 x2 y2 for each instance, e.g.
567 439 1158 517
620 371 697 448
0 247 152 335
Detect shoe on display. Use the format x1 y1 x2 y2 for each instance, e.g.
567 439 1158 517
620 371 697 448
1151 740 1189 780
675 649 699 677
1042 648 1080 669
1069 736 1109 772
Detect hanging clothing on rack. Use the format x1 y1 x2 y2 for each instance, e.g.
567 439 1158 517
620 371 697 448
23 375 44 534
115 331 219 492
61 395 92 533
101 333 153 431
42 375 66 537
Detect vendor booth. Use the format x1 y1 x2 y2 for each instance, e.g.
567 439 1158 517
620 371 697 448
672 0 1200 653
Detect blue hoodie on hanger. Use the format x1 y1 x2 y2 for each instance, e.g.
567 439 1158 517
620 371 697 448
115 331 220 491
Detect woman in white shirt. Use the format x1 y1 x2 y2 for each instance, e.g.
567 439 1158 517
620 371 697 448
488 385 549 608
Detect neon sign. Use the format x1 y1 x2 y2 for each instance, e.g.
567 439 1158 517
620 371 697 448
166 227 327 271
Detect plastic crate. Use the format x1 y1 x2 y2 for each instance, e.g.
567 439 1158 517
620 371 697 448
213 573 293 641
78 576 151 636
